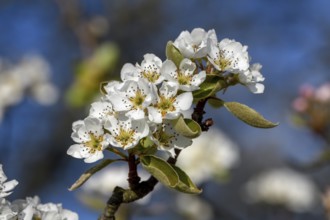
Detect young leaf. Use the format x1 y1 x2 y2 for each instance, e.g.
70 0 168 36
140 155 179 188
69 159 115 191
192 75 223 100
224 102 278 128
172 116 201 138
131 137 157 155
171 165 202 194
165 41 184 68
207 96 224 109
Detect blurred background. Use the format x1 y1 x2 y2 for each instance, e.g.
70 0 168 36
0 0 330 219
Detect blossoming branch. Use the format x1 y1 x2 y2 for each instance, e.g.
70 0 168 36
67 28 277 220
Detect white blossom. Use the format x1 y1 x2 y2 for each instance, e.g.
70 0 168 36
108 79 156 120
208 38 249 72
10 196 78 220
151 120 192 157
173 28 217 59
161 59 206 92
147 82 193 124
67 117 111 163
0 167 78 220
121 54 164 85
89 99 115 122
238 63 265 94
177 128 239 184
0 165 18 198
244 168 319 212
104 115 149 150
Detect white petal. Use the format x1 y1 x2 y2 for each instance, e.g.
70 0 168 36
108 95 132 112
2 180 18 194
143 53 162 67
104 81 122 95
207 44 221 71
125 109 145 120
174 92 193 111
207 29 218 45
161 60 177 81
159 81 178 98
104 116 120 135
71 131 85 143
190 28 206 45
72 120 84 132
121 63 138 81
247 83 265 94
84 117 103 136
191 71 206 87
132 119 149 138
19 204 34 220
89 100 114 120
84 151 104 163
61 209 79 220
67 144 89 159
147 107 162 124
0 165 7 182
179 58 196 74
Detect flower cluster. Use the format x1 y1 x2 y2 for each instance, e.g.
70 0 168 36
0 55 59 122
0 165 78 220
292 82 330 135
174 28 264 94
67 28 265 163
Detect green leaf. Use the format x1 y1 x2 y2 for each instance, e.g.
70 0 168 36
224 102 278 128
165 41 184 67
69 159 115 191
140 136 155 149
140 155 179 188
131 137 157 155
171 165 202 194
192 75 224 100
172 116 201 138
141 155 202 194
207 97 224 109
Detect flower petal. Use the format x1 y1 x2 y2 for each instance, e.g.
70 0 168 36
147 107 162 124
67 144 90 159
108 95 132 112
84 151 104 163
121 63 138 81
84 117 103 136
159 81 178 98
174 92 193 111
161 60 177 81
125 109 145 120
